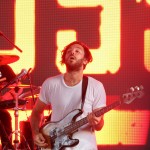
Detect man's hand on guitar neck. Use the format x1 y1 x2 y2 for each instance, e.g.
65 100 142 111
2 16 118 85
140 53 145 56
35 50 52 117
87 108 104 131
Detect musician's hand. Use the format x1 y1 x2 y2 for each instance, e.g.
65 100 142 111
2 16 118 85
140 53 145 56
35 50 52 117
87 108 104 131
33 132 48 148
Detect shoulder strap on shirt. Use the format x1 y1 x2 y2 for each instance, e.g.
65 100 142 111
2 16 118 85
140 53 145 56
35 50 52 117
81 75 88 110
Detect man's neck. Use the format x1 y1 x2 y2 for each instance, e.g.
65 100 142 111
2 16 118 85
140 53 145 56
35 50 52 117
64 70 83 86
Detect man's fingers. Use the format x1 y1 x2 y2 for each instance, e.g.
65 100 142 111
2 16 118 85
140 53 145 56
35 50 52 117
88 112 102 126
34 133 48 147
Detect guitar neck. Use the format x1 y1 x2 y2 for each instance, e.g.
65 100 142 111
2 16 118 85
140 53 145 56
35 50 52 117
94 100 122 117
65 100 122 134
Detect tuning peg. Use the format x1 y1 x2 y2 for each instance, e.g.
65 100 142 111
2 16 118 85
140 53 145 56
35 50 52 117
130 87 135 92
139 85 144 90
134 86 140 91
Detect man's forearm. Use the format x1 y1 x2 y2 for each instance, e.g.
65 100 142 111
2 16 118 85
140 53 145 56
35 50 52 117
30 110 42 135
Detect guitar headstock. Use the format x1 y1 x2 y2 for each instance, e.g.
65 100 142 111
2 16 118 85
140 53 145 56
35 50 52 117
122 85 144 104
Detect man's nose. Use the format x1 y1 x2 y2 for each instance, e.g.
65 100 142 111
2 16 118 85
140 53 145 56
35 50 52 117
71 50 75 55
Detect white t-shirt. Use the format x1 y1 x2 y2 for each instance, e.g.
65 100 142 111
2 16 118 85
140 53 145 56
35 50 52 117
39 74 106 150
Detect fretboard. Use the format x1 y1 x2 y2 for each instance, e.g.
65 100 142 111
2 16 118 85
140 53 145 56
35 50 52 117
64 100 122 134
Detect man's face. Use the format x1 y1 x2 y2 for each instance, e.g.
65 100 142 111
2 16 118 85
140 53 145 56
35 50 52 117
64 44 87 71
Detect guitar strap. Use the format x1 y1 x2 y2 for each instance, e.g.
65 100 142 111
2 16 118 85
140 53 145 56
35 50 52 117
81 76 88 110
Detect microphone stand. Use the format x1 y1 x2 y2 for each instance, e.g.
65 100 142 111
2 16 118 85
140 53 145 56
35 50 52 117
12 83 31 150
27 68 36 105
13 85 20 150
0 31 22 53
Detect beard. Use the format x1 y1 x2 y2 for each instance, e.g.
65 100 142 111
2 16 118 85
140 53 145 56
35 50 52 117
65 58 84 72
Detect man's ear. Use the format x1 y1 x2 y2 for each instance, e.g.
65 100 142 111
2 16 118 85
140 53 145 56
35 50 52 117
83 59 88 65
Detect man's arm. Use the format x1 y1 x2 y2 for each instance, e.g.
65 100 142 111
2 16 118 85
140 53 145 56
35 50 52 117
30 99 48 147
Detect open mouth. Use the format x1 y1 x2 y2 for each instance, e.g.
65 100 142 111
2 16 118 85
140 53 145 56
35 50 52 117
69 56 75 60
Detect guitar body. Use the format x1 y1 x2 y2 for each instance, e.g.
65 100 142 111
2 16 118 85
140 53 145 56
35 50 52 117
40 109 82 150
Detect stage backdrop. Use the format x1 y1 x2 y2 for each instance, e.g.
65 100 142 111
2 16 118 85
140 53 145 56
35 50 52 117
0 0 150 150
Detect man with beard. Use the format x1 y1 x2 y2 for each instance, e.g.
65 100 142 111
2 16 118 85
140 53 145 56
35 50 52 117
30 41 106 150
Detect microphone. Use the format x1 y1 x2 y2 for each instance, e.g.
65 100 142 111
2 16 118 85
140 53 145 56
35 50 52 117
13 69 28 83
21 68 32 80
27 68 32 75
0 69 28 92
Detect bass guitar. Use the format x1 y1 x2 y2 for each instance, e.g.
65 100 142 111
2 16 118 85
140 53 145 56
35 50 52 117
40 85 144 150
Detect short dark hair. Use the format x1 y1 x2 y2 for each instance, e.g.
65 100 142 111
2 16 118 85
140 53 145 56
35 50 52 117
60 41 93 69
